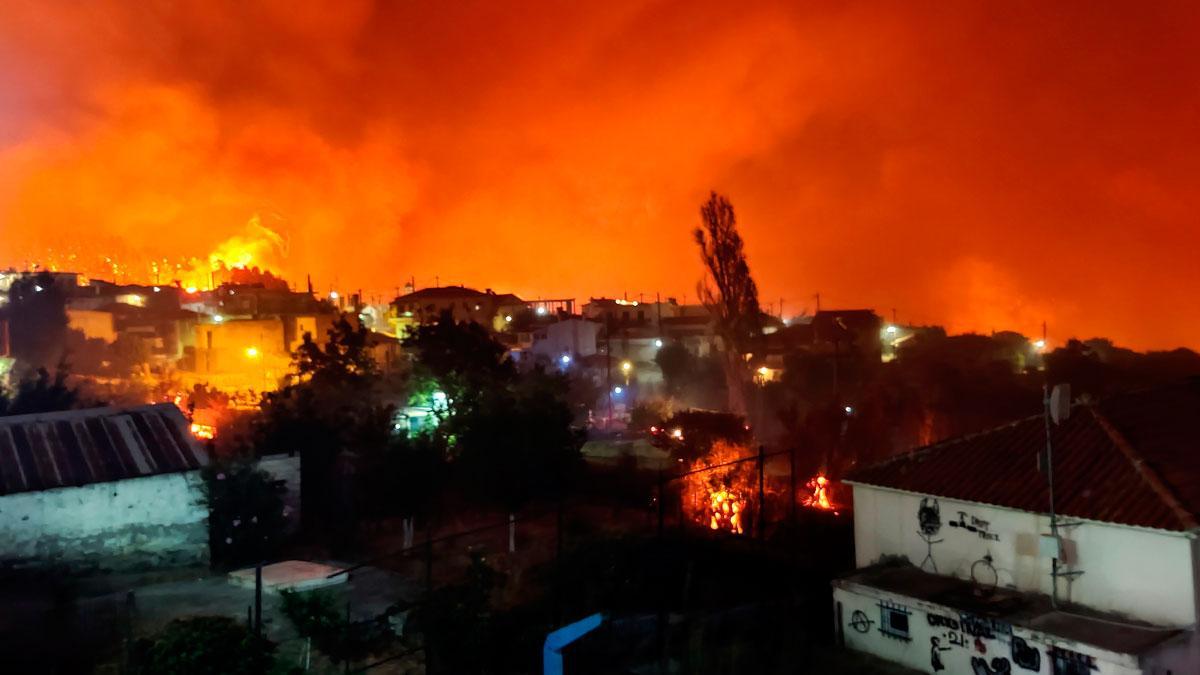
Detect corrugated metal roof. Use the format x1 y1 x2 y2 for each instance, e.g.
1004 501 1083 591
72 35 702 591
846 379 1200 532
0 403 208 496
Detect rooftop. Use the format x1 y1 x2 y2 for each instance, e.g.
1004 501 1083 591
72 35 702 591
0 403 208 496
846 378 1200 531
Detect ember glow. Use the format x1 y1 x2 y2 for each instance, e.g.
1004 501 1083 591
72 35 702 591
2 2 1199 347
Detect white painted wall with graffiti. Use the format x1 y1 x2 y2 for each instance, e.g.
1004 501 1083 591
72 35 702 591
849 484 1197 627
833 580 1142 675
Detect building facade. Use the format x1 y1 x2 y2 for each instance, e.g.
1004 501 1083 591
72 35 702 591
835 380 1200 675
0 403 210 572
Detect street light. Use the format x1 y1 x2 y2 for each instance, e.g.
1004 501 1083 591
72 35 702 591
654 339 663 348
245 346 260 359
621 361 632 373
886 325 898 334
560 354 571 366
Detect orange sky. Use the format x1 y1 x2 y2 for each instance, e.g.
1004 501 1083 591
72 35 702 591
1 1 1198 350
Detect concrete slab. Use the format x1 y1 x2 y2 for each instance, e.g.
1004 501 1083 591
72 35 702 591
227 560 348 593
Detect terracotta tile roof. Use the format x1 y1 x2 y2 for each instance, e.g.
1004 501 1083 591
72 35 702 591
845 379 1200 531
0 403 208 496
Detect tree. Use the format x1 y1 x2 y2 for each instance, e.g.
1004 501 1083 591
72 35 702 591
0 367 87 416
453 367 585 551
694 192 762 415
1 272 69 370
200 458 288 568
129 616 275 675
654 342 694 396
258 316 393 535
402 309 515 415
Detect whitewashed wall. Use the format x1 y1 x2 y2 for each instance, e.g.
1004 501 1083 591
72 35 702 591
834 582 1142 675
0 472 208 571
851 484 1197 627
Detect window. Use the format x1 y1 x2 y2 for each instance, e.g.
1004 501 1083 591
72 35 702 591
877 601 911 641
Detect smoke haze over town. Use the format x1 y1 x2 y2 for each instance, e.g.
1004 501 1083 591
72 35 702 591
3 0 1199 349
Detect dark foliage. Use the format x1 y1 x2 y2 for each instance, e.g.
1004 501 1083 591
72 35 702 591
407 553 504 674
0 367 85 416
651 409 752 462
257 316 394 533
279 589 395 665
200 459 288 568
129 616 275 675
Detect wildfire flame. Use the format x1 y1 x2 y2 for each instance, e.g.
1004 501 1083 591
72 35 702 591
683 440 755 536
802 474 839 514
709 488 745 534
190 423 216 440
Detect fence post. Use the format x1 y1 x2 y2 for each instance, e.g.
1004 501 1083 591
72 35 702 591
789 445 797 528
757 445 766 539
657 469 666 539
344 602 351 675
254 561 263 638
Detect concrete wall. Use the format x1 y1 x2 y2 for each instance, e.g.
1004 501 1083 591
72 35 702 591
0 472 208 572
834 581 1143 675
851 485 1197 627
67 309 117 342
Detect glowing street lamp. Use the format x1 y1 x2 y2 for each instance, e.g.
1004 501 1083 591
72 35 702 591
621 361 632 374
560 354 572 366
1034 339 1047 350
613 386 623 395
654 339 664 348
245 346 260 359
886 325 898 334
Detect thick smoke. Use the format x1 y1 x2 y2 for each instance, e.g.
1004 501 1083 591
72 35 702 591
1 1 1198 348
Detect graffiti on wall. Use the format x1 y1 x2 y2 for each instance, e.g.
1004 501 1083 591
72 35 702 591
877 600 912 641
849 610 873 634
971 656 1013 675
930 637 952 671
1011 636 1041 671
1050 647 1098 675
917 497 944 572
959 612 1012 640
950 510 1000 541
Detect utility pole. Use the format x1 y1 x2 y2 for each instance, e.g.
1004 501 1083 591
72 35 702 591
814 292 821 313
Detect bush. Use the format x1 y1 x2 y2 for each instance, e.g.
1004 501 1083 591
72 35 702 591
279 589 395 665
130 616 275 675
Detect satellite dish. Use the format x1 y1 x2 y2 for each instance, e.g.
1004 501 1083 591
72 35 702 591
1050 384 1071 425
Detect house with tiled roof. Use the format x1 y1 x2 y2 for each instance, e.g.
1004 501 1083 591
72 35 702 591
834 379 1200 675
0 403 210 572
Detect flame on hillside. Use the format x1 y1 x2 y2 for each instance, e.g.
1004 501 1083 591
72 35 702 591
16 214 289 292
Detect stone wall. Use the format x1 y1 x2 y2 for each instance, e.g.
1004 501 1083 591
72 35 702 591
0 472 208 572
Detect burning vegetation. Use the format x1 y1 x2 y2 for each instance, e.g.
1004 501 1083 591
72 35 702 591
802 474 840 515
683 440 756 535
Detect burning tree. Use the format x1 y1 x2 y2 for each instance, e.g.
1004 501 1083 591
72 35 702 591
682 440 757 535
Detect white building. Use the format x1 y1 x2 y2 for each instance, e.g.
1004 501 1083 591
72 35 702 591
834 380 1200 675
0 403 210 571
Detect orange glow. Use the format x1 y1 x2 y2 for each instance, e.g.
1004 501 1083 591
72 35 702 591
0 4 1198 349
190 423 216 441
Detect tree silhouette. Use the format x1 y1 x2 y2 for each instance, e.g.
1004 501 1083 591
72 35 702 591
694 192 762 415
